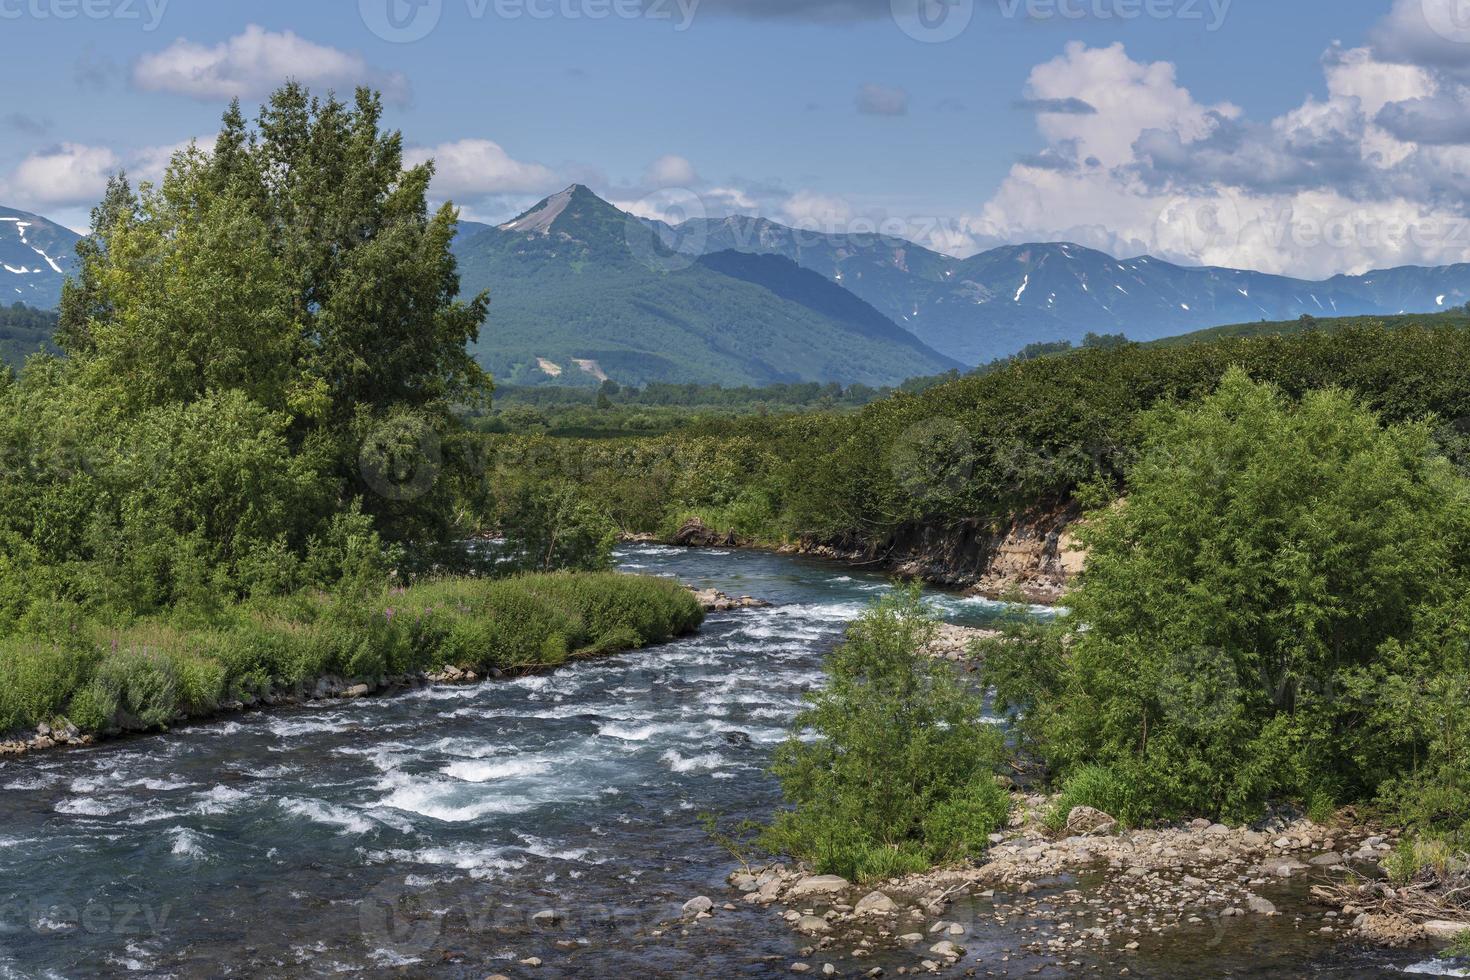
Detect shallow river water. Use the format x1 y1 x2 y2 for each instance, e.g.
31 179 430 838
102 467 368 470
0 545 1462 978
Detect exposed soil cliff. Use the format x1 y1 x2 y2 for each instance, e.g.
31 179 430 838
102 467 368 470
787 507 1085 604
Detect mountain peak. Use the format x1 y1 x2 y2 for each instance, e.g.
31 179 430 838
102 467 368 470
497 184 620 237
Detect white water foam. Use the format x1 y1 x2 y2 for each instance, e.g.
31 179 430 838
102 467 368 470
659 750 728 774
442 758 553 782
279 797 376 834
55 796 128 817
1405 961 1470 977
374 775 537 823
191 784 252 815
168 827 207 860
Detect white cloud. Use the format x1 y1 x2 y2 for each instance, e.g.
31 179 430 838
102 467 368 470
780 190 855 229
11 143 120 208
964 32 1470 278
404 139 559 200
133 26 409 103
856 83 909 117
643 154 700 189
131 136 218 185
1023 42 1236 168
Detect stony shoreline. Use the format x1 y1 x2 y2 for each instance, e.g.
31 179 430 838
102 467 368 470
683 796 1468 975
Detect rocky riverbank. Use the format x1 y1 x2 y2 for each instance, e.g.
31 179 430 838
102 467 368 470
695 795 1463 975
657 511 1085 604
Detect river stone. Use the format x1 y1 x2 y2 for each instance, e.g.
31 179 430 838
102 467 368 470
787 875 850 899
532 909 563 927
682 896 714 917
731 873 759 892
1266 858 1308 878
1424 920 1470 940
796 915 831 934
1247 896 1277 915
1309 852 1344 867
1065 806 1117 836
854 891 898 915
344 683 371 698
929 940 963 958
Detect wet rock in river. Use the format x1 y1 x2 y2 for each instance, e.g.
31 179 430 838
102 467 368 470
787 875 851 899
855 891 898 915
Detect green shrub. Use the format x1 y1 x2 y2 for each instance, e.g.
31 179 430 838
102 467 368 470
1043 765 1144 833
763 588 1010 882
0 641 97 734
923 780 1013 862
90 651 181 730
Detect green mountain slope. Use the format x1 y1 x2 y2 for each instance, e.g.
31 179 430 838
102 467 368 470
451 186 960 387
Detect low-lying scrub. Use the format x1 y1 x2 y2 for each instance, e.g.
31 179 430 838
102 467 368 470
0 572 703 741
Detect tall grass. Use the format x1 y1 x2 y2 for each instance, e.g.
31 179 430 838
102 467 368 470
0 572 702 739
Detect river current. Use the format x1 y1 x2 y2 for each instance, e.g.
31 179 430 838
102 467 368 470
0 545 1461 978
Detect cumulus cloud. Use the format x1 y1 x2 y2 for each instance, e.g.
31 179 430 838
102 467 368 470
857 83 909 116
960 24 1470 279
133 26 409 103
11 143 120 208
643 154 701 188
780 190 856 229
404 139 559 200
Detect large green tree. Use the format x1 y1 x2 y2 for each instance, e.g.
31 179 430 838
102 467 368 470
58 85 490 537
1 85 491 622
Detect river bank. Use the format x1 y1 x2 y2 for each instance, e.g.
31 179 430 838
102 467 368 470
0 545 1455 978
655 508 1086 604
0 571 704 762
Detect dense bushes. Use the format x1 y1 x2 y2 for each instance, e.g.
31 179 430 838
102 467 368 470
0 572 702 739
486 324 1470 550
763 589 1010 882
982 370 1470 834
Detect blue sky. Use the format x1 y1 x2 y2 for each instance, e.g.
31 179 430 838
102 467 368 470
6 1 1468 278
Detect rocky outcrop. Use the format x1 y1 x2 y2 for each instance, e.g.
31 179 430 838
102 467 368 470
673 517 738 548
789 506 1085 604
689 588 772 612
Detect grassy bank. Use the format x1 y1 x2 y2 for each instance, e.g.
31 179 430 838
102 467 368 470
0 572 703 743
